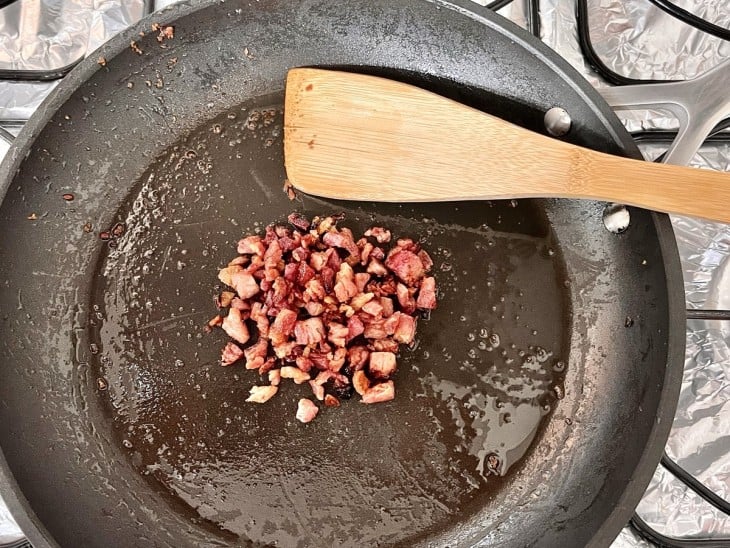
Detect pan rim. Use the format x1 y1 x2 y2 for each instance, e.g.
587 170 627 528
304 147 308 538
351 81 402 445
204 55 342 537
0 1 685 547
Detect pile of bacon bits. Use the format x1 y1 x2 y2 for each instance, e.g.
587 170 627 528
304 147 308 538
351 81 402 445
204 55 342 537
207 213 437 423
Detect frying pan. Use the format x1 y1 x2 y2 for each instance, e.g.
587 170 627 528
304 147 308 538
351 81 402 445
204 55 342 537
0 0 684 547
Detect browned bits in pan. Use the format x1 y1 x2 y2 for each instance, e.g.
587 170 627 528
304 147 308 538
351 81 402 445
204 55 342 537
82 222 92 233
97 57 106 67
130 41 143 55
99 231 111 241
208 213 438 423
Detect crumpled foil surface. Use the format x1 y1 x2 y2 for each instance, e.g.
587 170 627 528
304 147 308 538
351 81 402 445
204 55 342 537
0 0 728 546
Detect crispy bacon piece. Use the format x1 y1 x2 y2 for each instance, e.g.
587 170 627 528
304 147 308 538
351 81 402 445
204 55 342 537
280 366 311 384
369 338 399 353
369 351 397 379
217 291 236 308
353 370 370 396
396 283 416 314
296 398 319 423
323 230 359 256
270 309 297 345
294 317 326 346
221 342 244 366
269 369 281 386
392 313 416 344
385 249 425 286
324 394 340 407
237 235 265 256
347 315 365 341
416 276 437 310
366 258 388 276
334 263 358 303
327 322 349 347
365 226 391 243
244 338 268 369
309 380 325 401
347 346 369 371
361 381 395 404
230 270 260 299
222 307 249 344
246 385 278 403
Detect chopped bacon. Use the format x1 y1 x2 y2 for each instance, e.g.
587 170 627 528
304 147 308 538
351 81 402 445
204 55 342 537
304 301 324 316
296 398 319 423
323 230 359 256
350 292 375 310
354 272 371 292
280 366 311 384
304 278 326 301
347 315 365 341
385 249 425 285
366 258 388 276
296 355 314 373
237 235 265 256
270 309 297 345
309 251 328 272
363 318 387 340
292 247 309 263
229 297 249 311
396 283 416 314
327 347 347 372
348 346 369 370
287 212 311 231
324 394 340 407
365 226 391 243
230 270 260 299
353 370 370 395
222 307 250 344
361 381 395 404
244 338 268 369
217 291 236 308
327 322 349 347
370 338 399 353
418 249 434 271
221 342 244 366
294 317 326 346
360 242 374 265
211 214 438 422
218 264 243 287
309 380 325 401
246 385 278 403
334 263 358 302
416 276 437 309
393 313 416 344
369 352 397 379
361 299 383 317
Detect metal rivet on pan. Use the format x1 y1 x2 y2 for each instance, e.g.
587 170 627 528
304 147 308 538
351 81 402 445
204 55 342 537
544 107 571 136
603 203 630 233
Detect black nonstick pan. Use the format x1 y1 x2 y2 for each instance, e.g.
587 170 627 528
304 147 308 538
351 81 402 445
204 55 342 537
0 1 684 547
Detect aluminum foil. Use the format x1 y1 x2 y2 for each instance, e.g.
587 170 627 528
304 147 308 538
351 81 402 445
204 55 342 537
1 1 730 546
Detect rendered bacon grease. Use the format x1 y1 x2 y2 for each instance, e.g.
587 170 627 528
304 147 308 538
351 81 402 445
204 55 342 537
208 213 437 423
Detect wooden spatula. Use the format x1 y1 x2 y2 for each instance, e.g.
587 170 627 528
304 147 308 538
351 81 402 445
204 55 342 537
284 68 730 223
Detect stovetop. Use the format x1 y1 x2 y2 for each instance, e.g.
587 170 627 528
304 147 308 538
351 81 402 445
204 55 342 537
1 1 728 547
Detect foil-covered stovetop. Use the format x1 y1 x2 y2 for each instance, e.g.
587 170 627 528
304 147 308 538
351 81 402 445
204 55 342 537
1 1 728 546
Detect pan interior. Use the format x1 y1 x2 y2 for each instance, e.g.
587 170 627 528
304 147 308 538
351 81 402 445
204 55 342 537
88 94 570 546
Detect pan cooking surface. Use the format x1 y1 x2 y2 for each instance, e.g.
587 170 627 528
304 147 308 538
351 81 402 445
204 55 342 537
88 99 569 545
